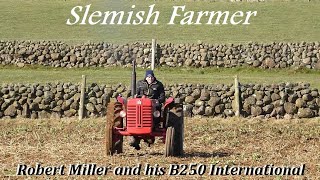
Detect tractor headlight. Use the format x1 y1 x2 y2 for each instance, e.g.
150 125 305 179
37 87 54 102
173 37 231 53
153 110 160 118
120 110 126 118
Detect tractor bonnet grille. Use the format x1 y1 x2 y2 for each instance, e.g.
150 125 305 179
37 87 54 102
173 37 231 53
127 105 152 128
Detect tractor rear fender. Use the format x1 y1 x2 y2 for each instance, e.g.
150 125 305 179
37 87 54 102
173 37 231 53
163 97 174 109
116 95 126 106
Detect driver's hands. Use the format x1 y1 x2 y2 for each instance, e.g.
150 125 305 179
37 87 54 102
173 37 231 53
154 99 159 105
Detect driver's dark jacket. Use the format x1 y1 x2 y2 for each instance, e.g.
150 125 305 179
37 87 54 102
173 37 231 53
136 79 165 103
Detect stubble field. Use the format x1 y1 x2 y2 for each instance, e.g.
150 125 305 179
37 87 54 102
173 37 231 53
0 117 319 179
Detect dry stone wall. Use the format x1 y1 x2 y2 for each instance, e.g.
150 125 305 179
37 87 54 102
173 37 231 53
1 40 320 69
0 82 319 119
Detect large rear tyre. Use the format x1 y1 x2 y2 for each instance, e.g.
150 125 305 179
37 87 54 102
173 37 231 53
105 102 123 155
167 102 184 157
165 127 175 157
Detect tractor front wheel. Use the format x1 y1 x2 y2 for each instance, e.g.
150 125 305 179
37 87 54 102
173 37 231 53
105 102 123 155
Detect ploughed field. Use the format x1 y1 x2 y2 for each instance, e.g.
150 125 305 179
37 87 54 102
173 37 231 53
0 117 319 179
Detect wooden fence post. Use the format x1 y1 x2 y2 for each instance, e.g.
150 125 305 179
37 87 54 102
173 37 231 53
234 75 240 117
79 75 86 120
151 39 156 70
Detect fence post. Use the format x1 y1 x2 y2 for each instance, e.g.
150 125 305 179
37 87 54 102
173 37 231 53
79 75 86 120
234 75 240 117
151 39 156 70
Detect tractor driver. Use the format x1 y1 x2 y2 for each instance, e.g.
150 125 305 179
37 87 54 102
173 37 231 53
129 70 165 150
136 70 165 103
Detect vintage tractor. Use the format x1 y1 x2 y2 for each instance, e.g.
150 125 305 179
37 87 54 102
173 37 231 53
105 61 184 157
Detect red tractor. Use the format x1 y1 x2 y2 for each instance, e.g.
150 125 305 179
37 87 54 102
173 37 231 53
105 61 184 157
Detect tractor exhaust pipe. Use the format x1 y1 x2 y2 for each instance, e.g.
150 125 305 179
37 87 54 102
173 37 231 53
131 59 136 97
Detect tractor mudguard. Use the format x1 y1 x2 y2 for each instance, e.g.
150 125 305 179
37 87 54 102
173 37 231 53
163 97 174 109
116 95 126 105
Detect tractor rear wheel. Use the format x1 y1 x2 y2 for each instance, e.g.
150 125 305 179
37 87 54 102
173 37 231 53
165 126 175 157
105 102 123 155
167 102 184 156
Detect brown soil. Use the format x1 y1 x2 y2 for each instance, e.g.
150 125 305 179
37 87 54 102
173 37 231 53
0 117 319 179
